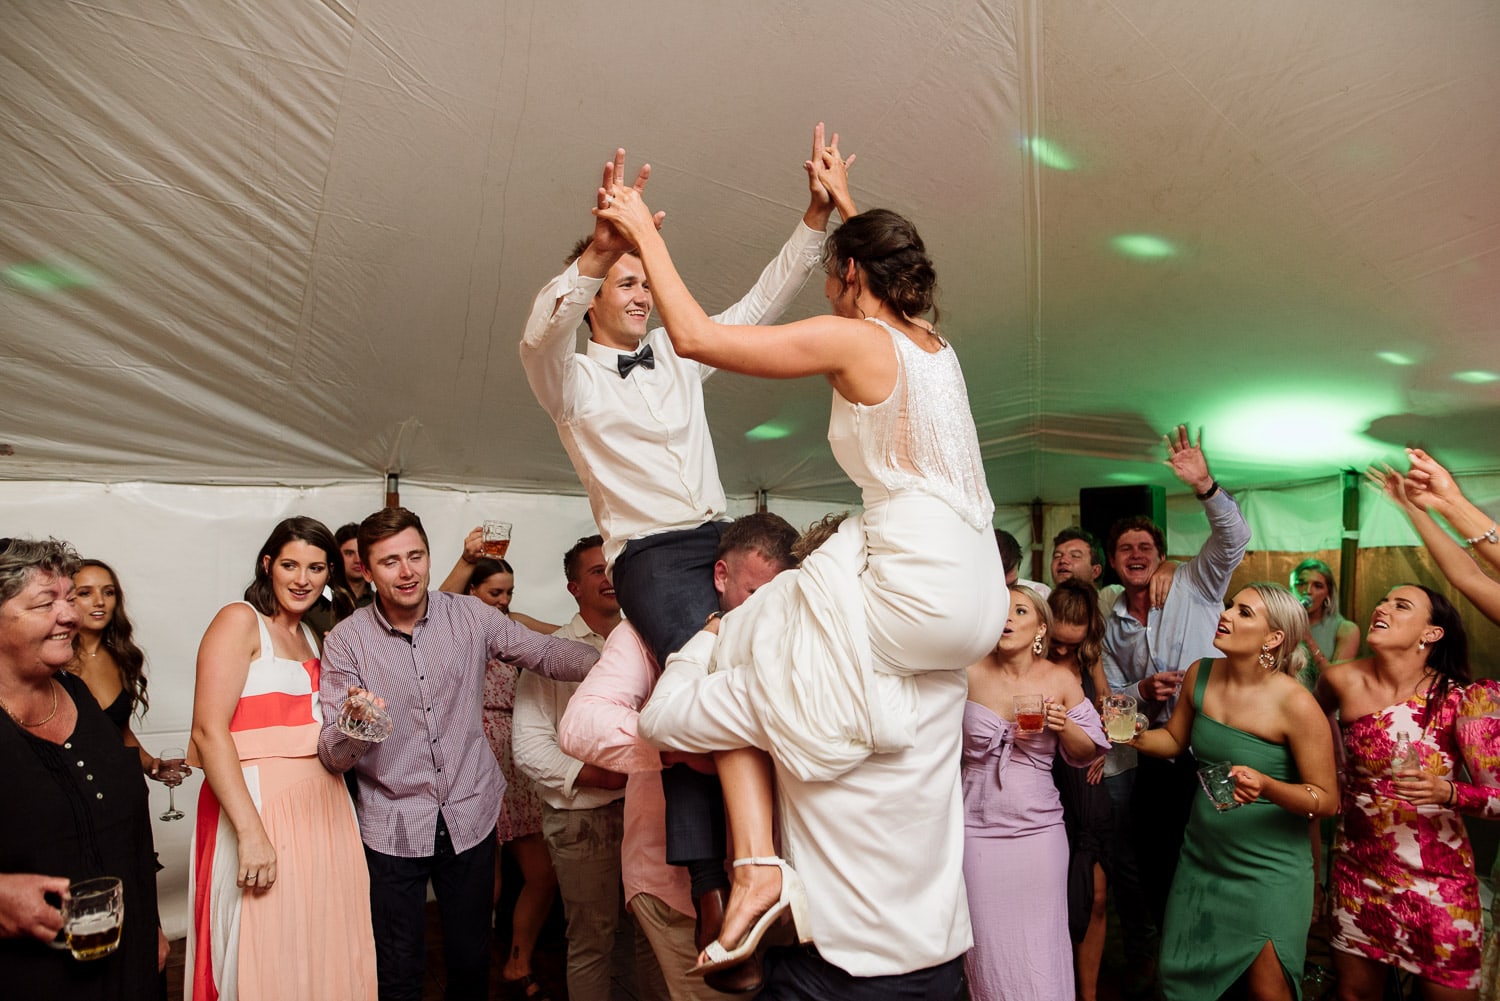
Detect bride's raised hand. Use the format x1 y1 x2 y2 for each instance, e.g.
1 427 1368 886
593 181 665 246
807 122 856 219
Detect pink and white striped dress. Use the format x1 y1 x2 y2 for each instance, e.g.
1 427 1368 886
186 603 376 1000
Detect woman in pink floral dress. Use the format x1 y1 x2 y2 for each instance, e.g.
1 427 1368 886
1316 584 1496 999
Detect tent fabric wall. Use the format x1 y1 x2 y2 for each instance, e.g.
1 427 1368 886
4 1 1497 504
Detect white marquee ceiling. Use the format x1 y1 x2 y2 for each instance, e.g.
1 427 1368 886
3 0 1497 507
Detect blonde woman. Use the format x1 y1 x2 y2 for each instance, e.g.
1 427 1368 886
1134 584 1337 1000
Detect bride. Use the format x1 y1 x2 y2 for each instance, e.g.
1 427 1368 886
608 135 1006 984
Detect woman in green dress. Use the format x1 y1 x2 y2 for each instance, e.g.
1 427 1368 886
1133 583 1338 1000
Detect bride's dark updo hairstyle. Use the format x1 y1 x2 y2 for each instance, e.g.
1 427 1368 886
822 209 940 324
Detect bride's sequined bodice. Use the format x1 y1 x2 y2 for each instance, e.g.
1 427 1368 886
827 319 994 531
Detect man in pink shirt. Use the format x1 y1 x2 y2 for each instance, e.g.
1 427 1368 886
557 513 799 998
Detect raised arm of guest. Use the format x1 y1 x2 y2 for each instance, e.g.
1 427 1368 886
437 526 485 594
1369 460 1500 625
1404 447 1500 574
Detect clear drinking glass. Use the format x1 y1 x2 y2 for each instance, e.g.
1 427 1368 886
481 521 512 559
64 876 124 961
157 746 187 822
336 693 394 743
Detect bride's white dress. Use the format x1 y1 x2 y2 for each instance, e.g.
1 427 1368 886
699 319 1007 780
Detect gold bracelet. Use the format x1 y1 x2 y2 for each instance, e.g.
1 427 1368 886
1304 784 1319 819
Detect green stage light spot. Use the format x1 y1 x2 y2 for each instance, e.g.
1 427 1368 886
745 421 792 442
1208 389 1396 469
1024 137 1076 171
1453 370 1499 384
1111 234 1177 259
1106 471 1151 484
3 260 95 293
1376 351 1415 366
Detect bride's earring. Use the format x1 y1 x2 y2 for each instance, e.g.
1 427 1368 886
1033 632 1046 656
1258 644 1276 670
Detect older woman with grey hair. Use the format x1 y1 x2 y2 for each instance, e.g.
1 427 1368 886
0 537 160 997
1134 583 1337 1001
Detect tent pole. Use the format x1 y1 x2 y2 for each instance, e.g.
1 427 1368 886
385 472 400 509
1030 496 1046 583
1339 469 1359 620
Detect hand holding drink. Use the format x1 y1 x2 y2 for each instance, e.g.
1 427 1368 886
1101 693 1148 743
336 686 393 743
1013 694 1045 735
481 521 512 559
1197 761 1241 812
62 877 124 961
156 746 188 821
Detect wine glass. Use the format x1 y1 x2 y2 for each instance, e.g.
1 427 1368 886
157 746 187 822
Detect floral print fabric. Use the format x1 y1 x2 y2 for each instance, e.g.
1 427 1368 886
1330 684 1500 990
483 657 544 841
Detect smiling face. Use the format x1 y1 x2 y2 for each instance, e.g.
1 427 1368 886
469 571 515 615
1367 585 1441 653
0 570 79 677
364 527 431 622
1213 587 1283 659
566 546 618 619
587 254 652 350
261 540 330 618
1111 530 1162 590
72 565 118 638
998 591 1047 657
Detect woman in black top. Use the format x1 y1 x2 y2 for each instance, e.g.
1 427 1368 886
0 537 160 998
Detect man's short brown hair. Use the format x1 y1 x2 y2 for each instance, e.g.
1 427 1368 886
357 507 429 567
718 512 799 571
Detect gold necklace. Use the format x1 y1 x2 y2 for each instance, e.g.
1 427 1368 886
0 678 59 728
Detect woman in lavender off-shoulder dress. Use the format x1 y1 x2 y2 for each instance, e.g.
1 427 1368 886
962 585 1108 1001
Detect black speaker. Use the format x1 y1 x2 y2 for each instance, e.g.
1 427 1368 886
1079 484 1166 586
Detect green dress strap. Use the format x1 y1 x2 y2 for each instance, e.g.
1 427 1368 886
1190 657 1214 709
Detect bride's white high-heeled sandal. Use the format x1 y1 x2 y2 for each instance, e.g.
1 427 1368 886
689 856 812 975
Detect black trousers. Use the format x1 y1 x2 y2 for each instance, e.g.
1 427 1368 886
363 816 496 1001
613 522 729 883
758 947 965 1001
1130 750 1198 929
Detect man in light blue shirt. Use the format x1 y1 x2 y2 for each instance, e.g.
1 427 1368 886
1101 426 1251 946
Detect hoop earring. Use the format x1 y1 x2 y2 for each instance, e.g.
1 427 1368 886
1033 632 1046 656
1258 644 1276 671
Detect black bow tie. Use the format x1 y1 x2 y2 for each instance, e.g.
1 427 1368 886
617 343 655 378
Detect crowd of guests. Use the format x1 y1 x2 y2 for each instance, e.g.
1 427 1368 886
3 120 1499 1001
6 448 1500 1001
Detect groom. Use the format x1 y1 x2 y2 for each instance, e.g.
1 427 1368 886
518 126 856 983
